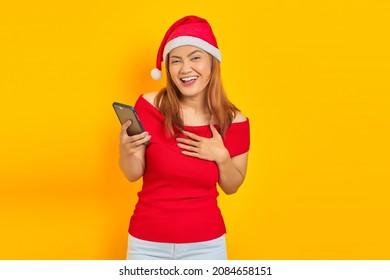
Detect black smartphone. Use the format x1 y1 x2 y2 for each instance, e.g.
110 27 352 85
112 102 148 143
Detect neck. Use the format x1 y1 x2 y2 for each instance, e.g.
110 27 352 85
179 94 208 114
179 95 211 126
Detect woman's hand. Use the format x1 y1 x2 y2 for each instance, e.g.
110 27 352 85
176 124 230 164
119 120 151 157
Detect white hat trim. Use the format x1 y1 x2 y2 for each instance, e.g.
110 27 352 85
162 36 222 63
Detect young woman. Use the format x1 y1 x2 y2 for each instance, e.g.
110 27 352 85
119 15 250 260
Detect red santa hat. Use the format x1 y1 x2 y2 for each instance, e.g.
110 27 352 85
151 15 222 80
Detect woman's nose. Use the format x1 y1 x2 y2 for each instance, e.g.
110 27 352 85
180 61 192 74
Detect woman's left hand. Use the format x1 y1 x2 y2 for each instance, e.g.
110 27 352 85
176 124 230 164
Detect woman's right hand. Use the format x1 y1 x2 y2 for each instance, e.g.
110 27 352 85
119 120 151 157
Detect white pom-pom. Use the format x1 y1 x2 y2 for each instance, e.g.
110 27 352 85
151 68 162 80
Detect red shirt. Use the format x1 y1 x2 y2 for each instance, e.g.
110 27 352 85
128 95 250 243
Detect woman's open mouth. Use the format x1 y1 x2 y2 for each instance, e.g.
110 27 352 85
180 76 198 86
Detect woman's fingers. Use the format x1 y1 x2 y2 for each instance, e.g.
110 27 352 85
180 130 203 141
177 143 198 152
120 120 132 137
122 132 150 145
176 137 198 147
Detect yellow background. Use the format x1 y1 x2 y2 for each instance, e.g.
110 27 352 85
1 0 389 259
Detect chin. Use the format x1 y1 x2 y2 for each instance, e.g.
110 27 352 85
179 86 207 97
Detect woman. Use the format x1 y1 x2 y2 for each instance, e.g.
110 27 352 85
119 15 250 260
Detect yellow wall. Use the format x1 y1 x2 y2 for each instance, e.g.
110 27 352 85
1 0 389 259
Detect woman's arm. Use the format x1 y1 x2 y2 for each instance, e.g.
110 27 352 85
215 151 249 194
119 120 150 182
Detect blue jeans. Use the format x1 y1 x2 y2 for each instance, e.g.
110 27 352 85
127 234 227 260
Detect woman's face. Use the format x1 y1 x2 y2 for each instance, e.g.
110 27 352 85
168 45 212 98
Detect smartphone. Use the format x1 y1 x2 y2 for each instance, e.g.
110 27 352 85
112 102 148 143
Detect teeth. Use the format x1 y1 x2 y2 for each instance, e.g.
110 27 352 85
181 76 197 82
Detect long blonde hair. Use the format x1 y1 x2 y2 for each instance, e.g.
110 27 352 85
155 56 239 136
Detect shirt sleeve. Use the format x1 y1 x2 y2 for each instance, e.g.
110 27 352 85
223 118 250 157
134 95 165 133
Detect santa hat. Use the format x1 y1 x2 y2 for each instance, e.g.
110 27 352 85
151 15 222 80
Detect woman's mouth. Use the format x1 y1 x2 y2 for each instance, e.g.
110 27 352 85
180 76 198 86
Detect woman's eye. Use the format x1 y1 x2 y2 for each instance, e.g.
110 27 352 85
171 60 180 64
191 56 201 61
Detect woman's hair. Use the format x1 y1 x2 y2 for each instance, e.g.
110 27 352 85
155 55 239 136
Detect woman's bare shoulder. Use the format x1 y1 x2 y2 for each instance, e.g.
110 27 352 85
232 111 247 123
141 92 158 107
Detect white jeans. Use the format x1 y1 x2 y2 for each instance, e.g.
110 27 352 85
127 234 227 260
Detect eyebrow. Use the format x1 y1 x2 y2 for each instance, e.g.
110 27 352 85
170 50 203 59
